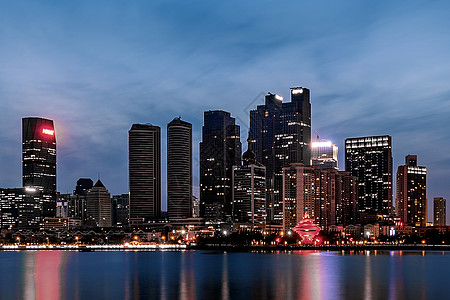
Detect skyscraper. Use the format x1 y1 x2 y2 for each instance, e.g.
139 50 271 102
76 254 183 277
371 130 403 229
248 87 311 224
396 155 427 227
167 117 192 219
86 180 112 227
128 124 161 224
345 135 392 220
22 117 57 218
311 138 338 169
232 149 266 229
434 197 446 226
200 110 241 221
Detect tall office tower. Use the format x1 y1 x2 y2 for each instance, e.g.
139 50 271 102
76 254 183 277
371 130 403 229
22 117 57 217
345 135 392 221
311 138 338 169
86 180 112 227
282 164 358 232
167 117 192 219
129 124 161 224
232 149 266 229
396 155 427 227
200 110 241 221
248 87 311 224
434 197 446 226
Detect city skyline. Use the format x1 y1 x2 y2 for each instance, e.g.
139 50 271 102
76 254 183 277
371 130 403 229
1 1 450 221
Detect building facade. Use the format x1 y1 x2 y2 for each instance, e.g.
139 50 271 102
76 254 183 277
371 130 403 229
86 180 112 227
22 117 57 218
232 150 266 229
396 155 427 227
434 197 446 226
311 138 338 169
345 135 392 220
0 188 43 229
128 124 161 224
167 117 192 219
200 110 241 221
282 164 358 232
248 87 311 224
112 194 129 227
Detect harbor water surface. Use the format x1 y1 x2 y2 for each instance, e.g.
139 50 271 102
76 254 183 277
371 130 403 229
0 250 449 299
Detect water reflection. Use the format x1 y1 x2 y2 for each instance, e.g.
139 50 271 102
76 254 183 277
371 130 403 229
22 251 71 300
1 250 449 299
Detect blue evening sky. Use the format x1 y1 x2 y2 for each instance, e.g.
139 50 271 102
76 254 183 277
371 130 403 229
1 1 450 218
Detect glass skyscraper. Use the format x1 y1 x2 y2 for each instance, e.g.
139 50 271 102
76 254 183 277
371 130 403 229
22 117 57 218
200 110 241 221
345 135 393 220
248 87 311 224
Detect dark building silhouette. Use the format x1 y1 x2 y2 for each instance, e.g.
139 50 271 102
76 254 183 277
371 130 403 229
112 194 129 227
232 149 266 229
248 87 311 224
434 197 446 226
128 124 161 224
22 117 57 218
345 135 392 220
396 155 427 227
200 110 241 221
68 178 93 224
167 117 192 219
75 178 93 195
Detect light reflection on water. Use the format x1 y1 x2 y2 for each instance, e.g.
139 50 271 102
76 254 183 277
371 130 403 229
0 250 449 299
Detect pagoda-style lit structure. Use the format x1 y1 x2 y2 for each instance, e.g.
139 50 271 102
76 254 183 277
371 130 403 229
292 213 321 244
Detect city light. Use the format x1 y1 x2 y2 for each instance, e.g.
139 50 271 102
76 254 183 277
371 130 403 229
42 128 55 136
312 141 332 148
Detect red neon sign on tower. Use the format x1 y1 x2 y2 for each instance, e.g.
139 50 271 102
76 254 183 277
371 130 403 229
42 128 54 136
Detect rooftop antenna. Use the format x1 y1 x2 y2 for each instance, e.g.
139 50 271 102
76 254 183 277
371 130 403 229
315 131 320 140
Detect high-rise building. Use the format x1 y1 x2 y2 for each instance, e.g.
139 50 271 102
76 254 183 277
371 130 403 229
434 197 446 226
167 117 192 219
232 149 266 229
282 164 358 232
248 87 311 224
396 155 427 227
311 138 338 169
345 135 392 220
112 194 129 227
86 180 112 227
22 117 57 217
200 110 241 221
0 188 42 229
68 178 93 224
128 124 161 224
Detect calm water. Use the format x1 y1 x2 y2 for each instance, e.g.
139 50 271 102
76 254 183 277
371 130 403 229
0 250 449 299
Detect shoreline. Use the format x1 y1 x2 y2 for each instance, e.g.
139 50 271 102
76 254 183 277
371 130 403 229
1 244 450 252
